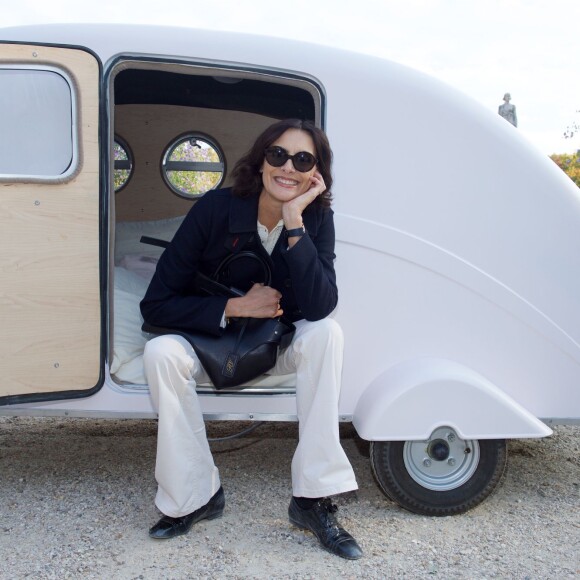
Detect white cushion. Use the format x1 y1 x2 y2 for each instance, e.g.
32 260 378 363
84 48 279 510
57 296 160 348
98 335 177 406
114 215 185 265
118 253 159 281
110 264 297 388
110 267 149 384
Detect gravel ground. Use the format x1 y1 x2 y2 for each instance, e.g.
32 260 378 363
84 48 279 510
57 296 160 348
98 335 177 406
0 416 578 579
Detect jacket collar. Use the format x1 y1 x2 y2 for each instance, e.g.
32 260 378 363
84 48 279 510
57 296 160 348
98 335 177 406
229 192 259 233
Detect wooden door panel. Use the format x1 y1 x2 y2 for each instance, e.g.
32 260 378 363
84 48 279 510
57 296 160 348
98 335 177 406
0 44 101 401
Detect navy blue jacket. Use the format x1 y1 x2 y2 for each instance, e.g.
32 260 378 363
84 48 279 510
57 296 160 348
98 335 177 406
140 188 338 336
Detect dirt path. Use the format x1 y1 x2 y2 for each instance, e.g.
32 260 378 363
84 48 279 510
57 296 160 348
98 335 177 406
0 417 578 578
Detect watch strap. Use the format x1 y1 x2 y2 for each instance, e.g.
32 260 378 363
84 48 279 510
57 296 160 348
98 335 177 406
286 225 306 238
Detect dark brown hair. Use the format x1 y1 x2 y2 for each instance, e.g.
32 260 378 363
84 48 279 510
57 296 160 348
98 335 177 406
231 119 333 208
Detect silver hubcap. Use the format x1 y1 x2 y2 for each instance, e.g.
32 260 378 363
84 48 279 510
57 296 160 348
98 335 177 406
403 427 480 491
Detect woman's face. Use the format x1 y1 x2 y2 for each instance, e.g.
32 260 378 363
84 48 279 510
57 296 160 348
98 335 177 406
260 129 317 204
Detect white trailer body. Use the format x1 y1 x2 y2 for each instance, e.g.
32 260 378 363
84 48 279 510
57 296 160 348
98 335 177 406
0 24 578 514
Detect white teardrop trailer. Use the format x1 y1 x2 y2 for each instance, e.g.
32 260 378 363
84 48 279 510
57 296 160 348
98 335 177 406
1 24 579 516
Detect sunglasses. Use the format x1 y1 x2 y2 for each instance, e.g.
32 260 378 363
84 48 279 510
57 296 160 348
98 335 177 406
264 146 317 173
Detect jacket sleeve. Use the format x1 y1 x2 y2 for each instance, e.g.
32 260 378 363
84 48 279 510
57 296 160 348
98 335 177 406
140 195 229 336
281 208 338 321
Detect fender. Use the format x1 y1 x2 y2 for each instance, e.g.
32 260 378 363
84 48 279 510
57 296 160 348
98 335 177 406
352 358 552 441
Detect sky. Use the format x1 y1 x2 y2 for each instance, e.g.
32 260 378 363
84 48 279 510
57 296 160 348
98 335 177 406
2 0 579 156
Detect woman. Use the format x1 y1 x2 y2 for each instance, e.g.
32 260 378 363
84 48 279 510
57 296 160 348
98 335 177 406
140 119 362 560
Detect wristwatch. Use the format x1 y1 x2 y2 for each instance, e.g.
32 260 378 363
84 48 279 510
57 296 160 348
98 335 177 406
286 225 306 238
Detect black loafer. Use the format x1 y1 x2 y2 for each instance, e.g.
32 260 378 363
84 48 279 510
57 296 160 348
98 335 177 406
288 497 363 560
149 486 225 540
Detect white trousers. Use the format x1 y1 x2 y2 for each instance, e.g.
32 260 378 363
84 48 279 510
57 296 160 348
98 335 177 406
143 318 358 518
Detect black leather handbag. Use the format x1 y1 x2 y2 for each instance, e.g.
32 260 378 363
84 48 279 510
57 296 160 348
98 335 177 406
142 250 295 389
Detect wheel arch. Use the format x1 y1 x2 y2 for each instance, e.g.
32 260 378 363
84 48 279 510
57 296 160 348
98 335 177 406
352 358 552 441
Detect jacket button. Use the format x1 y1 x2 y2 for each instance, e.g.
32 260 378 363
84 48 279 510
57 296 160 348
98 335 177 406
284 278 292 287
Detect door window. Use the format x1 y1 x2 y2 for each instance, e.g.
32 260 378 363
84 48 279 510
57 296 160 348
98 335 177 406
0 66 78 179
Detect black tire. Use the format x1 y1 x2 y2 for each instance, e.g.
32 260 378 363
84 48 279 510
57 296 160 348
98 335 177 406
370 428 507 516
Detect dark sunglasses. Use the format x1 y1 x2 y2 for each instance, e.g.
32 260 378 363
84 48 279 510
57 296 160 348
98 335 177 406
264 146 317 173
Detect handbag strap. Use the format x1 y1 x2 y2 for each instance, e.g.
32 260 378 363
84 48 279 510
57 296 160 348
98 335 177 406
213 250 272 287
140 236 272 295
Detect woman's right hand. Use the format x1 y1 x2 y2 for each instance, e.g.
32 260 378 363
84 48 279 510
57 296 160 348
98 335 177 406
225 283 283 319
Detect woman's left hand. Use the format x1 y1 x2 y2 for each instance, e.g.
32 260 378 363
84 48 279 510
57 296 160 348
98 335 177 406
282 171 326 228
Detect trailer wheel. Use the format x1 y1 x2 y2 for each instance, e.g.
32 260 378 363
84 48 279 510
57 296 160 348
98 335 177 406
370 427 507 516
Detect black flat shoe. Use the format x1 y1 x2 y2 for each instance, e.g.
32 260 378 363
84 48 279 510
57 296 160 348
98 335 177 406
288 497 363 560
149 486 225 540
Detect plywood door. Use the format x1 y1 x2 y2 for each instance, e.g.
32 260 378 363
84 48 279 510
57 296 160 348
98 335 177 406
0 44 102 402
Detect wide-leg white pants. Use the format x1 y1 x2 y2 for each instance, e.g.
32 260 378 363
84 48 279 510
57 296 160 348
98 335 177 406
143 318 358 518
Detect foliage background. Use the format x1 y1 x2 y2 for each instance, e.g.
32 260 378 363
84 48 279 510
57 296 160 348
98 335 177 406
550 153 580 188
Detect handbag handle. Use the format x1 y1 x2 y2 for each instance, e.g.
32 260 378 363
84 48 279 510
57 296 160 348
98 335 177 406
213 250 272 287
141 235 272 292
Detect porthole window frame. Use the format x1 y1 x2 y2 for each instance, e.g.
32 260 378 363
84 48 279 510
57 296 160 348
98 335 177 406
161 131 226 199
113 134 134 193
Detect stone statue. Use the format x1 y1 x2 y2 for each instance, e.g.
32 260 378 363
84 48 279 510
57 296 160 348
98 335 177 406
498 93 517 127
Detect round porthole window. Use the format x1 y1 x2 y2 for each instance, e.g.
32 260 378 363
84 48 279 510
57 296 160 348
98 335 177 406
162 133 225 198
113 136 133 192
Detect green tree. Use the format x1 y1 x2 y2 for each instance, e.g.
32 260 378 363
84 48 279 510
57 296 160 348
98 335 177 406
167 139 222 196
550 153 580 188
113 141 131 191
